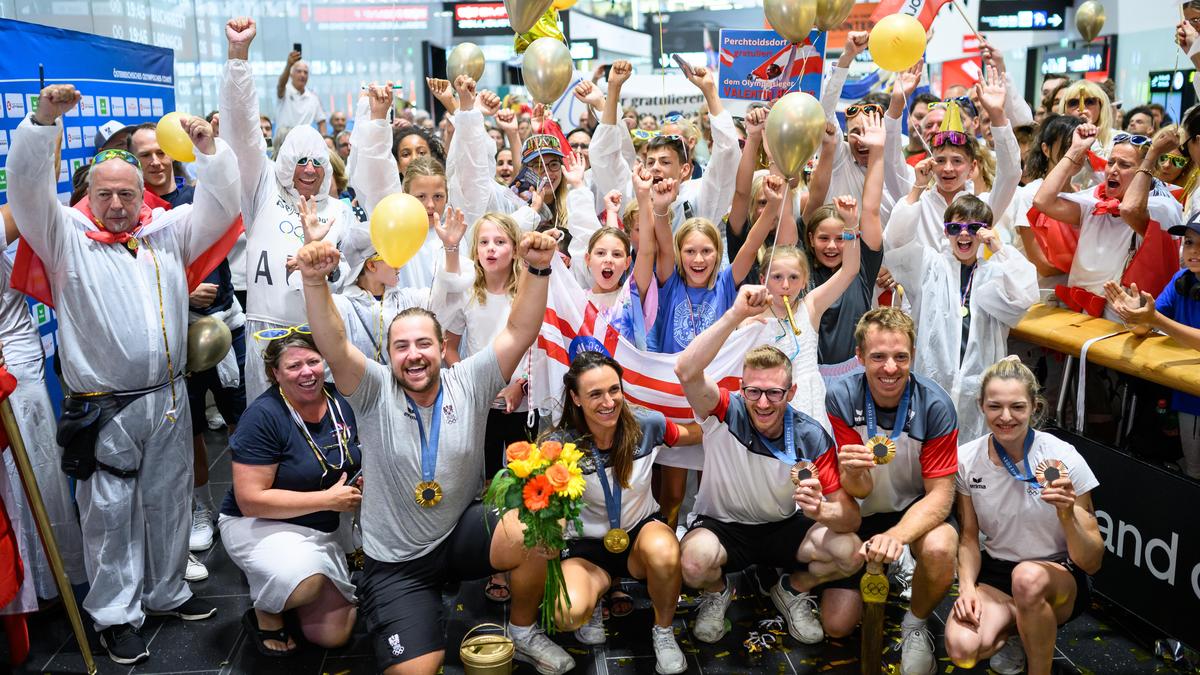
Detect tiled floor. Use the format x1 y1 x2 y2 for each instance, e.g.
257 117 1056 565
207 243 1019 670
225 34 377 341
15 428 1190 675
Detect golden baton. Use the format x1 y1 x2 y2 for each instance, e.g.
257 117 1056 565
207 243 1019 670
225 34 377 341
860 558 889 674
1 398 97 675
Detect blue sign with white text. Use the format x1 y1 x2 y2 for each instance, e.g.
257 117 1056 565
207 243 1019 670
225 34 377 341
718 28 825 101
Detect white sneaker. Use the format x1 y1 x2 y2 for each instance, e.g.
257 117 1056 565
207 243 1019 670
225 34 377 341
574 604 605 645
511 624 575 675
205 406 226 430
185 553 208 582
989 635 1026 675
769 579 823 644
898 623 936 675
889 546 915 601
691 579 732 643
651 625 687 674
189 501 214 552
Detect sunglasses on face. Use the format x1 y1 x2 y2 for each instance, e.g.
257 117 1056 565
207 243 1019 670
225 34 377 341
569 142 590 150
845 103 884 118
1066 97 1100 109
1112 133 1151 148
931 130 969 147
296 157 325 168
944 221 987 236
741 386 788 403
1160 153 1189 168
92 148 142 170
254 324 312 342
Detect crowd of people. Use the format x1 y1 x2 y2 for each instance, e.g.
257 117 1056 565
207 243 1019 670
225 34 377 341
3 7 1200 675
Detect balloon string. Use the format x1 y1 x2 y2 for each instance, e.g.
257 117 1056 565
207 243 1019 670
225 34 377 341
761 179 791 291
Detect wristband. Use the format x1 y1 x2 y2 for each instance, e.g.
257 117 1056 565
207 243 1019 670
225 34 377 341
652 208 671 218
445 245 459 252
526 264 552 277
1065 153 1086 165
840 230 860 241
1135 168 1153 179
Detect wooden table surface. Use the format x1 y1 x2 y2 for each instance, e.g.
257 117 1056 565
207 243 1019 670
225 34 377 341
1011 304 1200 397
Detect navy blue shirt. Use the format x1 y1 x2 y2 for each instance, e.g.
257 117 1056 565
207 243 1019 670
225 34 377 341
221 385 362 533
1157 269 1200 416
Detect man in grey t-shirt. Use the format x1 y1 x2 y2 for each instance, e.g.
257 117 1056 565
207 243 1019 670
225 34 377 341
297 228 574 675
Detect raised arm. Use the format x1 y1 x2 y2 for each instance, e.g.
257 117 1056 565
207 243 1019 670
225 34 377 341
650 178 679 285
805 196 862 324
1120 132 1178 237
883 61 922 199
1033 124 1096 225
731 173 785 283
277 50 300 101
222 17 272 217
176 116 243 262
822 31 868 122
980 39 1034 127
349 83 404 215
298 240 366 395
491 231 557 381
688 66 741 223
7 85 80 265
802 121 840 223
675 285 768 417
857 112 885 251
975 67 1021 218
729 106 767 237
631 167 658 300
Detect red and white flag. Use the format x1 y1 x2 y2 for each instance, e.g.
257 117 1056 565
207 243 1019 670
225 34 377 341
870 0 951 30
530 257 756 423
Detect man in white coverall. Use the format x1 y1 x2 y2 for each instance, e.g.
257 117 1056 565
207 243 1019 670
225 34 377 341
221 16 353 401
6 85 240 666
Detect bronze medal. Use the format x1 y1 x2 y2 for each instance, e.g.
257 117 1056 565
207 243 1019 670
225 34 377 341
414 480 443 507
1034 459 1067 488
790 460 817 486
865 436 896 465
602 527 630 553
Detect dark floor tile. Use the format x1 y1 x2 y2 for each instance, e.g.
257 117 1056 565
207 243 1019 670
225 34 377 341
129 595 251 674
190 538 250 598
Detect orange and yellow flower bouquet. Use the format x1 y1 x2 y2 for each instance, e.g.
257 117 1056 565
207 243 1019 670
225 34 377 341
485 440 586 630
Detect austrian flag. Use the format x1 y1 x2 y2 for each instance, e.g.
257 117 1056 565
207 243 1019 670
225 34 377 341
870 0 951 30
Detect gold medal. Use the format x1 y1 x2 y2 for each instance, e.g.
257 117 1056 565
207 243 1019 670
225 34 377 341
414 480 443 507
126 237 139 252
602 527 630 553
790 460 817 486
1034 459 1067 488
865 436 896 465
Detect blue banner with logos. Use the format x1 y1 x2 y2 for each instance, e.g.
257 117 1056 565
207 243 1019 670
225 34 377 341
0 17 175 411
717 28 825 101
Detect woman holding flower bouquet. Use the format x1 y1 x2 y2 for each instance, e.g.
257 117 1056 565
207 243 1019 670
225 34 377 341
543 350 702 675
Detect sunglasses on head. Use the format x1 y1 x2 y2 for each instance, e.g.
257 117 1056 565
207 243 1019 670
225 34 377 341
845 103 884 118
935 95 978 118
944 221 987 236
254 324 312 342
92 148 141 170
1112 133 1151 147
296 157 325 168
663 112 683 124
1160 153 1189 168
631 128 660 141
1066 97 1100 109
931 130 969 147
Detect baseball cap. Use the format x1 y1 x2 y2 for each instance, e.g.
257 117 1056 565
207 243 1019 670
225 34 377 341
1168 213 1200 237
521 134 564 164
94 120 137 151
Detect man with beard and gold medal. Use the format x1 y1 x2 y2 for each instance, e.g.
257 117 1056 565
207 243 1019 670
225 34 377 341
675 286 864 648
295 230 576 675
542 349 701 674
821 307 961 675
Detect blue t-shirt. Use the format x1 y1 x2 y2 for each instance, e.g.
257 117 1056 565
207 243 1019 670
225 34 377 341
220 385 362 533
1156 269 1200 415
647 266 738 354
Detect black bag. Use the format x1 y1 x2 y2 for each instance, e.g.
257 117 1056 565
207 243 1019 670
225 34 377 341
57 395 140 480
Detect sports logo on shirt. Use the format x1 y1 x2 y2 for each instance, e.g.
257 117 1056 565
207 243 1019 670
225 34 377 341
442 404 457 424
388 633 405 656
969 475 986 490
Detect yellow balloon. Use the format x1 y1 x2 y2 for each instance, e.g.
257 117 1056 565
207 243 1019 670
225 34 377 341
764 0 817 44
868 14 927 73
521 38 573 104
764 92 825 179
448 42 486 81
156 112 195 163
552 0 576 9
370 193 429 269
1075 0 1105 42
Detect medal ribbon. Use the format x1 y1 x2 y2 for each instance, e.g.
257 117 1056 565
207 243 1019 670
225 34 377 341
591 449 623 532
405 388 444 484
753 405 797 463
960 262 977 315
865 380 912 443
991 428 1037 485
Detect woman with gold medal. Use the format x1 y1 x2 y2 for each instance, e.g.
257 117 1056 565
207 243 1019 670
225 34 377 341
542 350 701 675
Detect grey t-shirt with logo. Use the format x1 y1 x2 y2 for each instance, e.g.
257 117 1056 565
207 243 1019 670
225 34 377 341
347 349 505 562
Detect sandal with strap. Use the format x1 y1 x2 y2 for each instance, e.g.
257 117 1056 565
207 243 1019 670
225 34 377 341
605 589 635 618
242 609 296 657
484 576 511 603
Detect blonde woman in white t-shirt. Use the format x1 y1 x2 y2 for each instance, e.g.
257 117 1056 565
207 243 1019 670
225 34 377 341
945 359 1104 675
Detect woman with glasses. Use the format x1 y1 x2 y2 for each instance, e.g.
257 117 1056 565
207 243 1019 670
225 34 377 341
222 18 354 401
883 167 1038 441
1151 125 1193 203
1033 123 1185 319
218 328 361 656
1055 81 1115 156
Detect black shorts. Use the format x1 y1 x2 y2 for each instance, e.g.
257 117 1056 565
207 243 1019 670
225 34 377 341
359 502 501 669
689 513 816 574
186 324 247 433
562 514 664 581
483 408 538 478
821 509 921 591
977 551 1092 623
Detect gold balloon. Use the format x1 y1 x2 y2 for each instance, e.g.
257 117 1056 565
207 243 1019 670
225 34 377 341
814 0 855 32
764 0 817 44
447 42 486 81
764 92 825 179
187 316 232 373
1075 0 1105 42
521 38 573 105
505 0 555 34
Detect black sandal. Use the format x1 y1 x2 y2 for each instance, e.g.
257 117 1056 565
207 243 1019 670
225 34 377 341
242 608 296 657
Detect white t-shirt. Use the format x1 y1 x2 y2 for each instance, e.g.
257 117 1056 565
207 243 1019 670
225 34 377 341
1060 189 1182 296
276 82 327 131
446 291 512 361
956 430 1099 563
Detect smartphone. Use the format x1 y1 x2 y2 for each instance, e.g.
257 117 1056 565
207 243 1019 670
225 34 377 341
672 53 694 78
347 467 363 485
293 42 302 55
510 166 546 202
